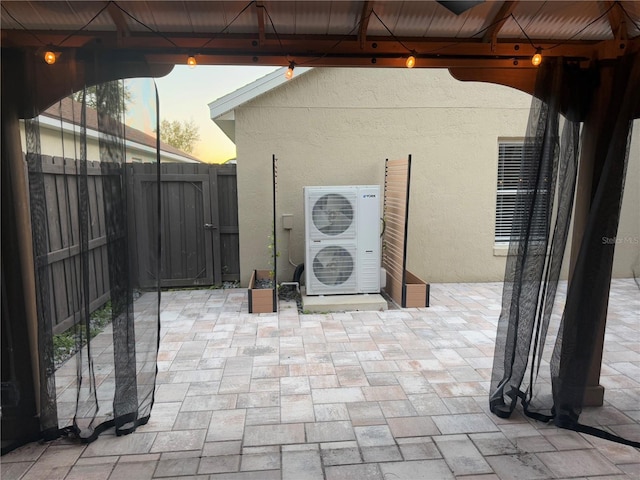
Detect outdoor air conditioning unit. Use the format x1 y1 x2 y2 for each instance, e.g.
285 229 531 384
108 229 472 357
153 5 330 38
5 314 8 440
304 185 381 295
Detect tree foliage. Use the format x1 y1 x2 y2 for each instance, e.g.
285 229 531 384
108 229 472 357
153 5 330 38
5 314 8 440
71 83 132 110
160 119 200 154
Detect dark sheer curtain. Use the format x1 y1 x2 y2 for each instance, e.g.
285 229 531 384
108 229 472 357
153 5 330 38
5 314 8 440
490 55 640 448
20 78 161 447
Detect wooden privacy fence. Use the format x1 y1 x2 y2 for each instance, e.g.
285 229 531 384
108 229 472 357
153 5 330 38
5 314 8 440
28 156 111 335
29 157 239 334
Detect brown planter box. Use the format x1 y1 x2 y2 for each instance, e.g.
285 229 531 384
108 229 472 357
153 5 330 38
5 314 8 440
248 269 277 313
402 270 430 308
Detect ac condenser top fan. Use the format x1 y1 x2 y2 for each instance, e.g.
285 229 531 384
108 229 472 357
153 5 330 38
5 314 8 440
312 193 354 236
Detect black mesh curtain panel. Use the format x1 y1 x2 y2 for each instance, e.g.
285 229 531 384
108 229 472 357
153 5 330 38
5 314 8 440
23 78 161 446
489 61 578 421
490 55 640 448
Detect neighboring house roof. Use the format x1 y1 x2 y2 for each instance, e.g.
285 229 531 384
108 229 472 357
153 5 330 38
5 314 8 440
41 97 202 163
208 66 311 143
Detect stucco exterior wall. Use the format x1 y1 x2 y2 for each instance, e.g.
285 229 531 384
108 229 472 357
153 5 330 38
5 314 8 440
234 67 640 286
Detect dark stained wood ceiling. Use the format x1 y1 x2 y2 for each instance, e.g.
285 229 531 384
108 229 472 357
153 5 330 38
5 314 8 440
2 1 639 115
2 1 639 69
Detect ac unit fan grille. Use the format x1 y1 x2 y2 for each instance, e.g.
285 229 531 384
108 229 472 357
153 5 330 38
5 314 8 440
312 245 354 286
312 193 354 236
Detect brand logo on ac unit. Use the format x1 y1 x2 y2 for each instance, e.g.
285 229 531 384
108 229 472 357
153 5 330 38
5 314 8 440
362 194 377 198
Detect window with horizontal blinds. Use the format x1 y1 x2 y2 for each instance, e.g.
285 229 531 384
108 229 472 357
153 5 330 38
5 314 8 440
495 142 548 243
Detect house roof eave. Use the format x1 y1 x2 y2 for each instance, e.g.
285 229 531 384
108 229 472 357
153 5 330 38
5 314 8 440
214 118 235 144
208 66 312 121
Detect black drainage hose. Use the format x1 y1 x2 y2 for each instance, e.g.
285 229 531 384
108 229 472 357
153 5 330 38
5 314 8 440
293 263 304 284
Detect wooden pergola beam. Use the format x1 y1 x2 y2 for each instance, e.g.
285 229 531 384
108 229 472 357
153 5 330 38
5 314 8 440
106 2 131 47
482 1 518 51
5 29 635 62
604 0 627 41
255 2 266 47
358 1 374 50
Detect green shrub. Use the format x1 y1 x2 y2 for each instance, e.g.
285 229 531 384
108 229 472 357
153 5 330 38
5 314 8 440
52 301 113 368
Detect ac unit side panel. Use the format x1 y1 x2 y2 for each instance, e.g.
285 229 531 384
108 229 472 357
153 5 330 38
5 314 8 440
358 255 381 293
356 185 382 293
356 185 381 248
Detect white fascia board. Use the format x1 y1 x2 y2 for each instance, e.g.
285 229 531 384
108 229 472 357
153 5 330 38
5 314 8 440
38 115 101 143
124 138 199 163
37 115 199 163
217 111 235 121
208 66 312 120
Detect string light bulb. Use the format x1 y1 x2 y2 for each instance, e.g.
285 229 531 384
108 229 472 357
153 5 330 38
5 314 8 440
405 55 416 68
187 55 197 68
531 48 542 67
44 50 57 65
285 62 295 80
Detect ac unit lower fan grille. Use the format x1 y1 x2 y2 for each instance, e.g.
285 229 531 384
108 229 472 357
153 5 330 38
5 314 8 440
312 245 354 286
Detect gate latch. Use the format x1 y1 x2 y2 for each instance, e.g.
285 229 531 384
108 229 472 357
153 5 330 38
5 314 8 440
204 224 217 229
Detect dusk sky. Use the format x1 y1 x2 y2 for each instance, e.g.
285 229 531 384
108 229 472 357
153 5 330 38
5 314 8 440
154 65 278 163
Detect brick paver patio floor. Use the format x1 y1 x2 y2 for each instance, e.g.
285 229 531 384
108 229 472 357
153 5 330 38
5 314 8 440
2 280 639 479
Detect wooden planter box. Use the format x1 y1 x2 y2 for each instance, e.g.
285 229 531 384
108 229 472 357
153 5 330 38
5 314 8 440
248 269 277 313
402 270 430 308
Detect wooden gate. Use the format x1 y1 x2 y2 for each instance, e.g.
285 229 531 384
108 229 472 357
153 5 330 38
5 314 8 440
129 162 239 289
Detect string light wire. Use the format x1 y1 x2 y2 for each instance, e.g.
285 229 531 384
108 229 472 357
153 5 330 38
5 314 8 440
509 14 540 49
540 3 617 51
371 10 415 54
296 11 371 66
199 0 256 50
617 2 640 32
258 2 369 68
262 4 286 54
58 1 112 47
1 3 47 45
111 1 179 48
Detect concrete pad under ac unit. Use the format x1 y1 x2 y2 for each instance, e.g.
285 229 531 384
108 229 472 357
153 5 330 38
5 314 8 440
301 288 388 313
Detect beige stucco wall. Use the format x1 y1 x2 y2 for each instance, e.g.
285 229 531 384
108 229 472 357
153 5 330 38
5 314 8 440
234 67 640 286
